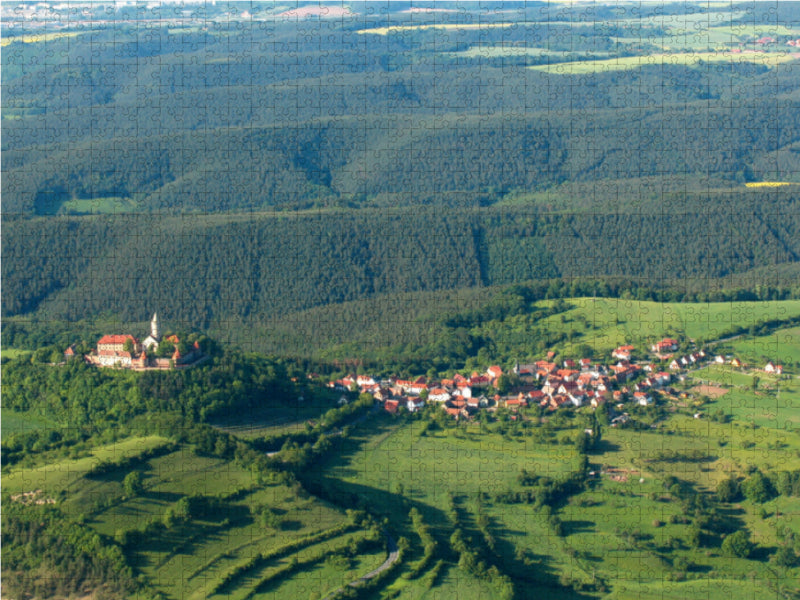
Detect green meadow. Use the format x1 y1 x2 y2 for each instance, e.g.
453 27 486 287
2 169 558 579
528 51 799 74
478 298 800 362
729 326 800 366
2 436 382 600
58 196 140 215
305 371 800 599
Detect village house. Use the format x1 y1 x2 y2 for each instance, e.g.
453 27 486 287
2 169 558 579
428 388 452 403
407 398 425 413
486 365 503 381
651 338 678 353
764 362 783 375
612 345 634 361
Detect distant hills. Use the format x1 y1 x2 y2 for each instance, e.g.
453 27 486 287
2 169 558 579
4 1 800 353
4 3 800 215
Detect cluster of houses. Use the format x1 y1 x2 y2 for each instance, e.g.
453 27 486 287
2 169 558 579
77 313 203 370
329 335 791 421
328 338 707 420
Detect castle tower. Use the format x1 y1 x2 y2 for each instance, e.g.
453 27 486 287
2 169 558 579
143 312 162 351
151 312 160 340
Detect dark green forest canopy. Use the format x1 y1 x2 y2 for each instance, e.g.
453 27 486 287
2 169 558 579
4 197 800 328
4 1 800 354
4 2 800 215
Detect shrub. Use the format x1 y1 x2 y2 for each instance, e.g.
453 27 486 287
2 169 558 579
771 546 798 568
742 471 775 504
123 471 144 496
716 477 741 503
721 530 752 558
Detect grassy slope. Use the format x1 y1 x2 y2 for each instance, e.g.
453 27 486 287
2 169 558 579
221 296 800 362
311 387 800 599
2 438 368 600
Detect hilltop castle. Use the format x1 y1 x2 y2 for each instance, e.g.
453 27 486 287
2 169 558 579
85 313 202 369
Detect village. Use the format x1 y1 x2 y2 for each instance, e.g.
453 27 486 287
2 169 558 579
327 337 787 422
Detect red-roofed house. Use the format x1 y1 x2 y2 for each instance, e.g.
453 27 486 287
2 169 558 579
428 388 451 403
612 345 635 361
97 334 139 354
469 373 490 387
765 362 783 375
651 338 678 353
556 369 579 381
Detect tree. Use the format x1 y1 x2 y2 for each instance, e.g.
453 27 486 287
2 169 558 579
123 471 144 497
496 375 511 395
123 338 134 354
771 545 798 567
722 530 752 558
742 471 775 503
716 477 741 503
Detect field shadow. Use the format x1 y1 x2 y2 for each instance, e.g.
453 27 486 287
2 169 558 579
280 519 303 531
143 490 183 503
590 439 621 454
491 527 598 600
562 519 595 536
749 544 777 562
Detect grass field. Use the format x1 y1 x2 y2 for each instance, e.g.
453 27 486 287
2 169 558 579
305 389 800 599
59 196 140 214
528 51 800 74
2 436 373 600
1 348 31 360
728 326 800 366
3 435 170 497
690 363 800 431
315 419 580 509
484 297 800 360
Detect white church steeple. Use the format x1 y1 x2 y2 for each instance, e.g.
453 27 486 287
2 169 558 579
143 312 162 351
151 312 160 340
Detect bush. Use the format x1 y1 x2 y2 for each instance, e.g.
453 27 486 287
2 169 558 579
741 471 775 504
771 546 798 568
721 530 752 558
123 471 144 496
716 477 741 503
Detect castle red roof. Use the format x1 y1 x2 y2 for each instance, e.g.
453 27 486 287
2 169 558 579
98 334 137 345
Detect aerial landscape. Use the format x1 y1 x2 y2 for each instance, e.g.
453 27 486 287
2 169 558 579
3 1 800 599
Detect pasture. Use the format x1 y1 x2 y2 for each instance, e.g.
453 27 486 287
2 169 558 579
528 51 800 74
1 436 377 600
58 196 140 215
308 393 800 599
484 297 800 360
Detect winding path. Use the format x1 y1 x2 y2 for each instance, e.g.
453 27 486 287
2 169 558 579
321 534 399 600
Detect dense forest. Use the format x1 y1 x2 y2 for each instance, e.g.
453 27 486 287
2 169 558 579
4 196 800 331
4 4 800 215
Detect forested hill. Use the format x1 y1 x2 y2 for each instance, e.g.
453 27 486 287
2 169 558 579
5 2 800 342
5 196 800 328
5 3 800 214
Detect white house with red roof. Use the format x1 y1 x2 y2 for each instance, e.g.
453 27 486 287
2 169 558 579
765 362 783 375
612 345 634 361
486 365 503 380
651 338 678 353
